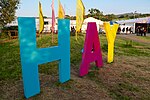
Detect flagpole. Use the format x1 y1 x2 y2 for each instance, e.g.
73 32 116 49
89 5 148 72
52 30 54 43
51 0 55 44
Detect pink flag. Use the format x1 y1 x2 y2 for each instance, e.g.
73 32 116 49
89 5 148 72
51 0 55 33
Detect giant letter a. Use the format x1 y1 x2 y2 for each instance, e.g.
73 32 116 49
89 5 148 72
80 22 103 76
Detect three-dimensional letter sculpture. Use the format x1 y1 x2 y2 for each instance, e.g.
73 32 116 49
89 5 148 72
18 17 70 98
79 22 103 76
104 22 119 63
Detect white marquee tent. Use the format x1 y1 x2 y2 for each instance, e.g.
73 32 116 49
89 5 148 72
82 17 103 32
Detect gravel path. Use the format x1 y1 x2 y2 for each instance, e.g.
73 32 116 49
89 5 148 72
117 34 150 45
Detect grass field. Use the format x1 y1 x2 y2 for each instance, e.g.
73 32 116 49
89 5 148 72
0 34 150 100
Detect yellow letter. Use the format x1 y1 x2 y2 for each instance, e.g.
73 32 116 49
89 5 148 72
104 22 119 63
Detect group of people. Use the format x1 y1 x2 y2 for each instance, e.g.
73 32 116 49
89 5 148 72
118 27 133 34
136 26 147 36
71 26 76 36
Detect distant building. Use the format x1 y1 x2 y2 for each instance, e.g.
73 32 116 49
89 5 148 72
6 17 104 33
6 17 57 32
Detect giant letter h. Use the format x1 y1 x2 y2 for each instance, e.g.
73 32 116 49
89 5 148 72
18 18 70 98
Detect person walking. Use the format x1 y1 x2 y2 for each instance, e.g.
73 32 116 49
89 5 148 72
122 27 125 33
126 27 129 34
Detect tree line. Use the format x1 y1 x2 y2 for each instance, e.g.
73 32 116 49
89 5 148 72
67 8 150 21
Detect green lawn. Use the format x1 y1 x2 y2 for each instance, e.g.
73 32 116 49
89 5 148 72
0 34 150 100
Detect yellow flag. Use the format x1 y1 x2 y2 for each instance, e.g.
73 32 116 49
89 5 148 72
76 0 85 40
104 22 119 63
39 2 44 34
58 0 65 19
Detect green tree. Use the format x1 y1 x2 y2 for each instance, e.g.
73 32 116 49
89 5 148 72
88 8 103 19
70 16 76 20
65 15 71 19
106 14 117 21
0 0 20 28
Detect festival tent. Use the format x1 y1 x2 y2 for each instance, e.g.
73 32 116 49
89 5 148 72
136 17 150 23
70 17 103 33
117 17 150 25
116 17 150 33
134 17 150 33
82 17 103 32
70 20 76 29
148 18 150 23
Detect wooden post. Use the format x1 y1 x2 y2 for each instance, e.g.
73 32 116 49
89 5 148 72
51 31 54 43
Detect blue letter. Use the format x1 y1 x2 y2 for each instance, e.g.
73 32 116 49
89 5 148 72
18 17 70 98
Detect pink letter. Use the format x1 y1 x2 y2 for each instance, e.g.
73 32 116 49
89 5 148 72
79 22 103 76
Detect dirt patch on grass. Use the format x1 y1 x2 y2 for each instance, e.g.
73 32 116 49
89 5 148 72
97 56 150 100
0 56 150 100
0 74 112 100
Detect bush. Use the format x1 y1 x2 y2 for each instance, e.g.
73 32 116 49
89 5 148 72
0 32 9 38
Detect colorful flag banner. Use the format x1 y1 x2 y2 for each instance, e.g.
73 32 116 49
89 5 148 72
39 2 44 34
58 0 65 19
76 0 85 40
